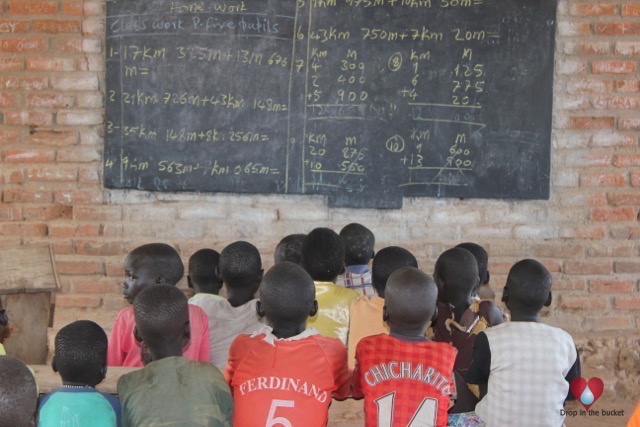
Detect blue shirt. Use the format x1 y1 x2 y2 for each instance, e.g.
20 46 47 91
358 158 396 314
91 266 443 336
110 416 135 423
38 386 121 427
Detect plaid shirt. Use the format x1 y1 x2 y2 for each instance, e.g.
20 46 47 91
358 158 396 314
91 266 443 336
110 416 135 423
353 334 457 427
337 265 377 296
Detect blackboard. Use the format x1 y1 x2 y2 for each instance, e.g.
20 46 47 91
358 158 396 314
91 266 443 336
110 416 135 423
104 0 557 208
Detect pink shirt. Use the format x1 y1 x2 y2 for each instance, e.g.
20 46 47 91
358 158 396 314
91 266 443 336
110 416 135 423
107 305 210 367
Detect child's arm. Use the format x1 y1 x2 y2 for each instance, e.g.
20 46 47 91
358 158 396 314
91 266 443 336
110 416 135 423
351 343 364 399
464 331 491 399
329 340 351 400
564 346 581 401
192 305 211 363
223 335 244 395
107 312 127 367
481 301 505 326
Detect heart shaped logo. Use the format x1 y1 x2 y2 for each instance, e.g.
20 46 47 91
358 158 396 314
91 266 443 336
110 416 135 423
570 377 604 410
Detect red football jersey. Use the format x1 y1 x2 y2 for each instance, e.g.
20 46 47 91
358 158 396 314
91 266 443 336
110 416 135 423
353 334 457 427
224 329 350 427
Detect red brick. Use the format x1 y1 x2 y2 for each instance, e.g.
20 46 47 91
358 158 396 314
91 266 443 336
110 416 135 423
8 1 57 14
590 280 635 293
570 4 617 16
565 152 611 167
106 262 123 277
75 241 123 256
0 129 21 145
609 227 640 239
557 22 591 37
554 278 586 291
558 192 607 206
587 316 632 331
614 296 640 310
57 147 101 163
3 111 52 126
56 261 104 276
591 132 637 147
49 223 101 238
1 223 48 237
613 153 640 166
593 60 637 74
0 57 25 72
565 261 612 275
73 279 119 294
54 37 83 53
32 20 80 34
614 262 640 274
608 193 640 206
632 172 640 187
593 96 640 109
594 22 640 36
53 190 103 205
0 38 47 53
619 118 640 131
560 226 606 239
0 93 18 108
26 94 74 109
569 116 615 130
563 41 611 55
622 4 640 17
2 189 52 203
615 42 640 56
580 172 625 187
61 1 84 15
0 20 30 33
615 80 640 92
5 170 24 183
74 206 122 222
591 207 636 222
57 110 103 126
567 79 613 94
26 57 76 72
55 294 101 308
0 76 48 90
51 242 74 255
560 296 607 310
27 167 77 182
0 207 22 221
50 74 99 91
79 168 100 184
23 206 72 221
27 130 78 146
4 149 55 163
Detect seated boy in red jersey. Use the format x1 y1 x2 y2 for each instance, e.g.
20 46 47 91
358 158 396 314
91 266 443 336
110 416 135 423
107 243 210 367
347 246 418 369
225 262 350 427
353 266 457 427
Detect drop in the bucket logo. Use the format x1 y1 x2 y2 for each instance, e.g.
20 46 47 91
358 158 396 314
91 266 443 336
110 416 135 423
570 377 604 410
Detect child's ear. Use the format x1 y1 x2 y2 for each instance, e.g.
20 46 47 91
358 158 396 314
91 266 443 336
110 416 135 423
544 290 553 307
310 300 319 317
382 305 389 322
51 356 58 373
501 286 509 303
133 326 143 343
182 320 191 348
187 276 193 289
431 305 439 326
99 363 107 382
485 271 491 285
156 276 166 284
339 263 346 276
256 301 265 318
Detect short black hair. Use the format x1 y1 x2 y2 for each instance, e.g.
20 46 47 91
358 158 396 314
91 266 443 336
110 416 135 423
54 320 108 387
0 356 37 427
219 241 262 289
456 242 489 284
340 223 375 266
274 234 306 264
260 262 315 325
506 259 552 312
301 228 344 281
127 243 184 285
133 284 189 352
434 247 479 296
188 248 222 293
385 267 437 328
371 246 418 296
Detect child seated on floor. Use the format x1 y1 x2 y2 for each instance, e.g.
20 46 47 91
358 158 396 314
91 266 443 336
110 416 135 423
0 356 38 427
188 248 223 297
0 297 10 355
466 259 581 427
39 320 121 427
301 227 359 344
347 246 418 369
455 242 492 300
117 285 233 426
432 248 503 377
337 223 376 296
191 241 264 369
274 233 306 264
108 243 210 367
225 262 350 426
352 266 457 427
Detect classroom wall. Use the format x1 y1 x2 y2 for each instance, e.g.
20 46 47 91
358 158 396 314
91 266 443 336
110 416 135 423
0 0 639 394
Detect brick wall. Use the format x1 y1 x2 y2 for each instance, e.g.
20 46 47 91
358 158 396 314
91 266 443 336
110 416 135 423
0 0 639 393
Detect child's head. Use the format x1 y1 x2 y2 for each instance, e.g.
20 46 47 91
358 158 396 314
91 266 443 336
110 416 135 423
383 266 438 336
339 223 375 266
455 242 489 296
122 243 184 304
502 259 552 317
274 234 306 264
433 247 479 304
52 320 108 387
0 297 10 344
0 356 38 427
133 284 190 361
301 227 345 282
219 241 263 292
257 262 317 332
371 246 418 297
188 248 222 295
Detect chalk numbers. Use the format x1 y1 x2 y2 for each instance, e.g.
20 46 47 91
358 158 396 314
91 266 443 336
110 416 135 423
374 392 437 427
266 399 295 427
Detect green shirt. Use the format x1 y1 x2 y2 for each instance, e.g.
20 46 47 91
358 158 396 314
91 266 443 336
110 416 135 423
117 356 233 427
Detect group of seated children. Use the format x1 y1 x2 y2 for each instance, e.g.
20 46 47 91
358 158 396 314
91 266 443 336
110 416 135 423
1 223 584 427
